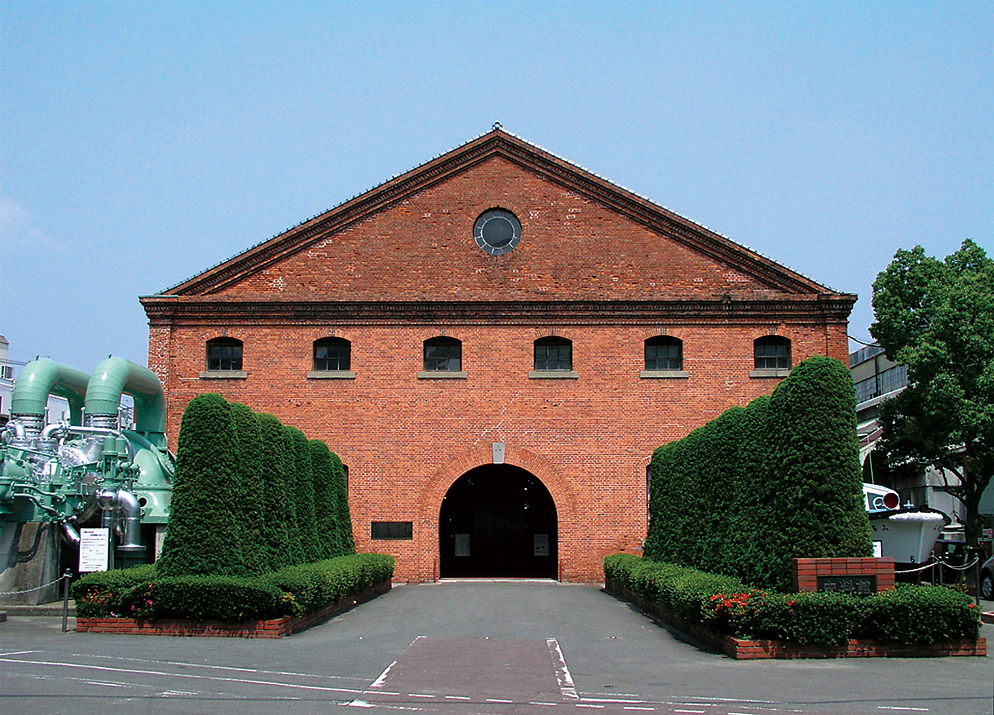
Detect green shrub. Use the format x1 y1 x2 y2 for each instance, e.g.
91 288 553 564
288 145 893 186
154 576 285 621
861 584 982 644
72 564 156 618
71 554 394 623
257 413 295 570
286 426 320 563
604 555 981 647
231 403 270 575
309 440 342 559
156 394 246 578
329 451 355 555
645 356 871 592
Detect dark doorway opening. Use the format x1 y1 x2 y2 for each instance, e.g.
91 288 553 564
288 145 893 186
439 465 558 578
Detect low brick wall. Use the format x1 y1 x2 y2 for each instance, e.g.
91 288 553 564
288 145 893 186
605 579 986 660
793 557 895 593
76 580 390 638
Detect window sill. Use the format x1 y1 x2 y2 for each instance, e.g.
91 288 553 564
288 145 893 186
199 370 248 380
640 370 690 379
749 368 790 378
307 370 357 379
529 370 579 380
417 371 468 379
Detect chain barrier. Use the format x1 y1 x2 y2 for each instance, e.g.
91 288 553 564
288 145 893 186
893 557 941 575
0 572 69 597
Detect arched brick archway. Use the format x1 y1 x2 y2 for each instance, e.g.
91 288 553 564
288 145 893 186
417 444 579 581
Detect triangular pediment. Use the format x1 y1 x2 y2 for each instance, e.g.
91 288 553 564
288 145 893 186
155 127 840 302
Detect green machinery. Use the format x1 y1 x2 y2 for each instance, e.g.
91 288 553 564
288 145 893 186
0 357 174 587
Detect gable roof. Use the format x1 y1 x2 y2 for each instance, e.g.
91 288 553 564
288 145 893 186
158 125 840 298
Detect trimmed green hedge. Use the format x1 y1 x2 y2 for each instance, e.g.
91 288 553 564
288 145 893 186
605 554 981 646
72 553 395 623
644 356 872 592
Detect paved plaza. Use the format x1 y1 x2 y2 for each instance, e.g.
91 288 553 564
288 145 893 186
1 581 991 715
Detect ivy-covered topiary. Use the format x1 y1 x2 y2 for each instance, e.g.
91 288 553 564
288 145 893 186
156 393 247 578
230 403 269 575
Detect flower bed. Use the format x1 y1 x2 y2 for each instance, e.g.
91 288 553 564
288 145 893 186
76 579 390 638
604 554 985 659
606 579 985 659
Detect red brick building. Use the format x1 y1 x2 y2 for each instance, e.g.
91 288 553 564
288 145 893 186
141 127 854 583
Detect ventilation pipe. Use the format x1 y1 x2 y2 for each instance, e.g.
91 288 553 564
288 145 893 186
9 358 89 436
85 357 167 449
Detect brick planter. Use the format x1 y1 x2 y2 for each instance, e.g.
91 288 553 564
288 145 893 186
605 579 986 660
75 580 390 638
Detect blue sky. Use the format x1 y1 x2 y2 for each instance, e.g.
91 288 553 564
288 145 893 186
2 1 991 371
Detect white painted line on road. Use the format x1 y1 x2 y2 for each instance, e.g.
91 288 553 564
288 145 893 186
487 698 513 703
0 651 39 657
547 637 579 700
80 652 367 684
445 695 471 700
576 705 605 710
531 703 559 707
673 710 705 714
87 681 128 688
0 656 364 696
624 708 656 712
583 697 647 704
410 693 435 698
878 708 929 712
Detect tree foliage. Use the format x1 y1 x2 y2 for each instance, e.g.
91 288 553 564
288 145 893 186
870 239 994 545
230 403 269 574
157 393 247 578
257 413 296 570
644 356 871 592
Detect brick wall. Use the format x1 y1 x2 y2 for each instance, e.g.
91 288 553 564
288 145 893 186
145 150 853 583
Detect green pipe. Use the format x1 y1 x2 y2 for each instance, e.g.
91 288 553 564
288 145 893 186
10 358 89 425
86 357 167 448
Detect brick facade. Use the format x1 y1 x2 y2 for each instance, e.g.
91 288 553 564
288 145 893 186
142 128 855 583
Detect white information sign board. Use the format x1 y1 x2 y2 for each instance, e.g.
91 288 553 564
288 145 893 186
79 528 110 572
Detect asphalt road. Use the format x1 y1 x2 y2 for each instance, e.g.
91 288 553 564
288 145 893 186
1 581 991 715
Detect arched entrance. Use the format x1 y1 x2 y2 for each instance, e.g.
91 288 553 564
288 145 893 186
439 464 558 578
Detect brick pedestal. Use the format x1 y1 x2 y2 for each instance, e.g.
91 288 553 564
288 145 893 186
793 558 895 594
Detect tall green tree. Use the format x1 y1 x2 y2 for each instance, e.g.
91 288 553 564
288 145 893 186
230 403 269 574
870 239 994 546
256 413 295 570
286 426 320 563
156 393 247 577
309 439 342 559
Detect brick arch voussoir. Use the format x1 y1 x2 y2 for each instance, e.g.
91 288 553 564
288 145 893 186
420 444 578 528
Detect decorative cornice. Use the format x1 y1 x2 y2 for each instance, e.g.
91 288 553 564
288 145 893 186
164 129 836 298
141 296 856 327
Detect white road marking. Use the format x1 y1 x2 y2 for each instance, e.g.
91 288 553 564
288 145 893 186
487 698 513 703
877 709 929 713
624 708 656 712
410 693 435 698
547 637 579 700
445 695 471 700
531 703 559 707
0 656 364 695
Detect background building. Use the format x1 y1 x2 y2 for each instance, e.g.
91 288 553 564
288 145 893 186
141 128 855 582
850 345 994 540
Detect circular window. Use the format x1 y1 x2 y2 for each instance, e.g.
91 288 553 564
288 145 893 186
474 209 521 255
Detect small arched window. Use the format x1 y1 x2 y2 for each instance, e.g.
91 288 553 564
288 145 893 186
423 337 462 372
534 337 572 371
645 336 683 371
313 337 351 372
206 337 243 371
754 336 791 370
